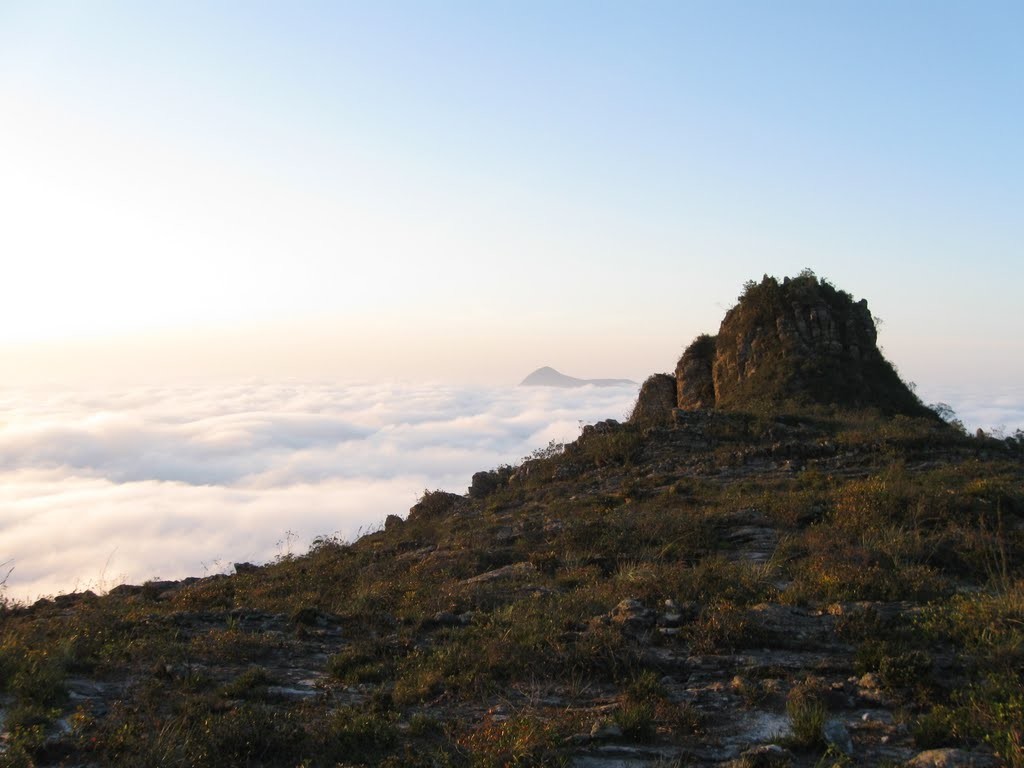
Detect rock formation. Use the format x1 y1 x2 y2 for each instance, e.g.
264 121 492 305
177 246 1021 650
705 272 923 413
632 272 929 423
675 334 716 410
628 374 676 427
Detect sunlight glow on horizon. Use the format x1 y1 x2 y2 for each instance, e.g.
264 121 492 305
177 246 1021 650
1 2 1021 390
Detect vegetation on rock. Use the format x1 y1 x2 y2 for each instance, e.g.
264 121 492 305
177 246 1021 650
677 270 933 416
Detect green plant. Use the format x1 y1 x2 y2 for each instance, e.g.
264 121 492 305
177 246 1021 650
688 600 760 654
614 700 656 741
625 669 667 702
219 666 275 700
784 685 828 750
813 744 854 768
327 642 390 685
912 705 961 749
456 713 570 768
325 706 398 761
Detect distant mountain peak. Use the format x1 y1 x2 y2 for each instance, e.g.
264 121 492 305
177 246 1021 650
520 367 636 388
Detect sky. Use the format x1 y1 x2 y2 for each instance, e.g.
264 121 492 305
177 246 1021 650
1 1 1022 388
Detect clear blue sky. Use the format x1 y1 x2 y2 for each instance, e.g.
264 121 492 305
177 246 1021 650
1 1 1022 388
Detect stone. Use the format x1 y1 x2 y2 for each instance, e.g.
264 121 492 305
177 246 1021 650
463 561 537 584
580 419 621 437
408 490 463 522
676 334 717 409
433 611 462 627
384 514 403 531
734 744 794 767
107 583 144 597
728 276 922 412
666 273 929 415
906 748 999 767
629 373 677 427
492 525 515 543
469 468 512 499
823 718 853 755
589 719 623 739
610 598 656 630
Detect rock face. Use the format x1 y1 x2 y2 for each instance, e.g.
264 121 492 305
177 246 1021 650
407 490 463 521
675 334 716 410
629 373 676 426
468 468 513 499
672 272 927 415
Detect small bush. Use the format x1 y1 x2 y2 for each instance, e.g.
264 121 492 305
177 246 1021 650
456 714 569 768
219 666 275 700
615 699 656 741
625 669 667 702
327 643 390 685
785 684 827 750
913 705 961 749
688 600 760 654
325 706 398 761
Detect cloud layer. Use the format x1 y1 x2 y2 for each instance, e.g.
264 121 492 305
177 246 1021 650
0 381 638 601
2 379 1019 603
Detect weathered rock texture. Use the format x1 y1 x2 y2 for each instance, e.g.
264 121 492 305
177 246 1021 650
629 373 677 426
407 490 463 521
673 273 928 415
675 334 717 410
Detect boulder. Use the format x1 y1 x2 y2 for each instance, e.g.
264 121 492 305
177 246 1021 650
906 749 999 767
823 718 853 755
709 272 926 413
469 467 512 499
676 334 717 409
408 490 463 522
610 598 657 631
629 373 677 427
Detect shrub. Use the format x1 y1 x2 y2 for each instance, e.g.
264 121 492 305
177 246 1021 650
614 700 656 741
324 706 398 761
784 683 828 750
456 714 569 768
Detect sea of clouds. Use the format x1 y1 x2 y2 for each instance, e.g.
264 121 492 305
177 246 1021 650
1 379 1019 604
0 380 639 602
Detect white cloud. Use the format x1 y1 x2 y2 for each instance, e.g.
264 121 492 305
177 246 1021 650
0 380 638 601
3 378 1019 603
918 385 1024 437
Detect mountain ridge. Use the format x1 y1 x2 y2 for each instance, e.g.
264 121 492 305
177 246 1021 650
520 365 636 388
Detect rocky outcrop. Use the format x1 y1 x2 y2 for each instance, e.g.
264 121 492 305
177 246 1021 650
407 490 463 521
468 468 512 499
667 273 929 416
710 273 925 413
629 373 676 426
675 334 717 410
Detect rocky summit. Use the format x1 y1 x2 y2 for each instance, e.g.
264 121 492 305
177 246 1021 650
633 271 930 426
1 273 1022 768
